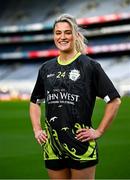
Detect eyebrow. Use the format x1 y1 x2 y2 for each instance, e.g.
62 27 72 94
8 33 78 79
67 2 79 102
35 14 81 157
55 30 72 33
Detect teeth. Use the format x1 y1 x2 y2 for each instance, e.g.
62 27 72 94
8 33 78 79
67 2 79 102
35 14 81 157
60 42 68 45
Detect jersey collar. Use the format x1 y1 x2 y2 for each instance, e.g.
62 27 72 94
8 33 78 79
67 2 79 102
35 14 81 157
57 52 81 65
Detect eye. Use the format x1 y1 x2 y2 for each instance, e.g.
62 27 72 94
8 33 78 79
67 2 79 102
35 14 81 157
65 31 72 35
55 31 61 35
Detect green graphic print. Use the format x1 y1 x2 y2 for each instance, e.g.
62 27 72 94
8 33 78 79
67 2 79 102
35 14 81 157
43 120 97 161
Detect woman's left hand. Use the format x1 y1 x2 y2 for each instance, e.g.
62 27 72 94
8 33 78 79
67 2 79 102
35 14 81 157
75 128 102 142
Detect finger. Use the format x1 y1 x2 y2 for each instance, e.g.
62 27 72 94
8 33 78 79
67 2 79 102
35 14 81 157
76 135 89 141
37 137 42 145
76 134 85 140
35 130 47 139
39 135 47 143
36 135 47 144
38 132 48 141
76 131 90 139
81 137 91 142
76 135 91 142
42 131 48 138
76 128 88 134
39 132 47 139
37 136 46 144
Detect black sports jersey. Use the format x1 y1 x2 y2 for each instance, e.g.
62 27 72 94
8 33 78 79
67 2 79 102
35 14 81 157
30 53 120 161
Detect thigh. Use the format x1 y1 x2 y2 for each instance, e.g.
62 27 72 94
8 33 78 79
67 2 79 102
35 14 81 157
71 165 96 179
47 168 71 179
45 159 71 179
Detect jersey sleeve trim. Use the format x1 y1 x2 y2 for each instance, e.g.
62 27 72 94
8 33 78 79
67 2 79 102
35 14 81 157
103 93 120 103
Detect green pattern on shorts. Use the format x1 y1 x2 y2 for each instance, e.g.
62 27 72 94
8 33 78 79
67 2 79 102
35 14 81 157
43 121 97 161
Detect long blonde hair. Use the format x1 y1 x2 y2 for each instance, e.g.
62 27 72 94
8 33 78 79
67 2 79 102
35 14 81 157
53 14 87 54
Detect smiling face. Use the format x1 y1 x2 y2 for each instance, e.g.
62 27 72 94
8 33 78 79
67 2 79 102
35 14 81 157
53 21 76 54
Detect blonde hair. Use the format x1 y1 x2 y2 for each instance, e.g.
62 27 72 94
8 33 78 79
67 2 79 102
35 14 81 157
53 14 87 54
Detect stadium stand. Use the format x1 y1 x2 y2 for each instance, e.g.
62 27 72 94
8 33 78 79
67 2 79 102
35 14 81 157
0 63 42 100
98 56 130 96
1 0 130 26
0 0 130 100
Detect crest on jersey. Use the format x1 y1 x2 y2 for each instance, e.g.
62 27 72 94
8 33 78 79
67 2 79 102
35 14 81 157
69 69 80 81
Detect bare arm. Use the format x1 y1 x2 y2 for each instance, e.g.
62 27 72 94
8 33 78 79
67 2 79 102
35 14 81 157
76 97 121 141
30 102 47 144
96 97 121 136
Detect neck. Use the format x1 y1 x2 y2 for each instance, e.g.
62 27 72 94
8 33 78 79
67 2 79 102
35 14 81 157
59 50 78 62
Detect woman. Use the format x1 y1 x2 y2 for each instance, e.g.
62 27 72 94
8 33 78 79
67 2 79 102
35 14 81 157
30 14 121 179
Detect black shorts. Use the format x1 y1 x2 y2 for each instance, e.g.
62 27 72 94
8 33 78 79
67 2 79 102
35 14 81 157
45 159 98 170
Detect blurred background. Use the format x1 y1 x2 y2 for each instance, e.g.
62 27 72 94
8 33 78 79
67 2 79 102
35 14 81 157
0 0 130 99
0 0 130 179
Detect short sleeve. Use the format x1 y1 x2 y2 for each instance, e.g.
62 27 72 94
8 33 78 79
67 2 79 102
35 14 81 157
30 69 45 104
93 61 120 103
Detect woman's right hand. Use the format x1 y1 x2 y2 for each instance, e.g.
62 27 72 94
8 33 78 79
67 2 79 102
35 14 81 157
34 130 47 145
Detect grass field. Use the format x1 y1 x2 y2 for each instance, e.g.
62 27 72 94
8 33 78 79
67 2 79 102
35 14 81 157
0 97 130 179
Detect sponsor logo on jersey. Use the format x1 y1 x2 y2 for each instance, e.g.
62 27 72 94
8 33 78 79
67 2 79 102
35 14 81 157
69 69 80 81
47 73 55 78
46 90 79 105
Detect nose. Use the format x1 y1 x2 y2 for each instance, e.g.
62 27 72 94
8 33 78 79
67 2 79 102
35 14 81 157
61 32 66 39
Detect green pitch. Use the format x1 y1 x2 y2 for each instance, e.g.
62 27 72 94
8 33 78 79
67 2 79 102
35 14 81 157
0 97 130 179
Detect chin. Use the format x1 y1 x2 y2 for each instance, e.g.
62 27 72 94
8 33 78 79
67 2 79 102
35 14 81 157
59 47 71 52
60 49 71 53
57 45 70 51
